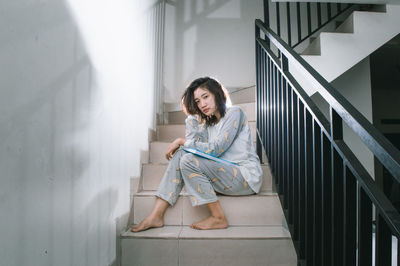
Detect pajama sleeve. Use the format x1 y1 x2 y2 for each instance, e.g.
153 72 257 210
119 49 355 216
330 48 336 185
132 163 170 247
184 107 244 157
185 115 208 143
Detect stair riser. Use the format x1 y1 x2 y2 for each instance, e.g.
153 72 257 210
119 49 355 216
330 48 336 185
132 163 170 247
122 238 296 266
142 164 272 192
133 195 284 226
229 86 256 105
157 121 257 142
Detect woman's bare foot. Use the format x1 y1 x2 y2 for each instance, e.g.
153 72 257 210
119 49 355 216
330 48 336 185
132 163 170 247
190 215 228 230
130 215 164 232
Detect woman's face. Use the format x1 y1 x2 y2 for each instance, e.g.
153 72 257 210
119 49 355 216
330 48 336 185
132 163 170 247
194 87 217 117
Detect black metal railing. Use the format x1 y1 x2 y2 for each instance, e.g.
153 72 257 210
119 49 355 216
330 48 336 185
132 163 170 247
263 0 354 49
255 19 400 266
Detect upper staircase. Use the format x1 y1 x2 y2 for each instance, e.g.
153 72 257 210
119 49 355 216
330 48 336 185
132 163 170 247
120 87 297 266
291 4 400 95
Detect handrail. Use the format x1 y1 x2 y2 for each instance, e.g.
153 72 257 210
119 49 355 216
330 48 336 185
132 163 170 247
255 19 400 182
255 18 400 265
264 0 355 49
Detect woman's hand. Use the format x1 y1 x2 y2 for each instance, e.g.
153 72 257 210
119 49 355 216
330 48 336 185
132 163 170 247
181 98 203 123
165 138 185 160
181 98 189 116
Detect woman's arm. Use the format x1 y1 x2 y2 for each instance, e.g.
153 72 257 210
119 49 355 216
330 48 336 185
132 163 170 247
185 115 208 143
183 107 245 157
165 137 185 160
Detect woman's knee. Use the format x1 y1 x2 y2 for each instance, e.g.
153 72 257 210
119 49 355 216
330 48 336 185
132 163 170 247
179 153 195 170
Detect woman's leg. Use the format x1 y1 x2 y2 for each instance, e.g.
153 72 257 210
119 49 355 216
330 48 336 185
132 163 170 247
131 149 186 232
190 201 228 230
179 153 254 230
130 197 169 232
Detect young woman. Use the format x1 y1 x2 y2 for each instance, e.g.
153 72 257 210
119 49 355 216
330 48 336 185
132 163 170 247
131 77 263 231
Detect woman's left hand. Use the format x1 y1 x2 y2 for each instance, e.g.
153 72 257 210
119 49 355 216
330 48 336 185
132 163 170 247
165 138 184 160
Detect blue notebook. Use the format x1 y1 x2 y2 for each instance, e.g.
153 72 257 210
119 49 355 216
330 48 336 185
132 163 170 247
183 147 238 166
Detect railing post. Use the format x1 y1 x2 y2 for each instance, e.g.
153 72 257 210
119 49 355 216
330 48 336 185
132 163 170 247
313 121 322 265
292 92 299 242
298 101 306 259
322 133 332 265
358 186 372 266
255 25 263 163
375 213 392 266
344 166 356 265
330 107 344 265
305 110 314 265
264 0 270 48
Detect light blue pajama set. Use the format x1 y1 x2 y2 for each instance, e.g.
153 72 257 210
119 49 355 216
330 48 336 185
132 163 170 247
156 106 263 206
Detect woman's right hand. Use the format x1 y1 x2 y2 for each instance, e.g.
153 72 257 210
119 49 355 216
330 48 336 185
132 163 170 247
181 98 203 123
181 98 189 116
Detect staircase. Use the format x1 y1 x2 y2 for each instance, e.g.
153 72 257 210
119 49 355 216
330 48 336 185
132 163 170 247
291 4 400 95
120 86 297 266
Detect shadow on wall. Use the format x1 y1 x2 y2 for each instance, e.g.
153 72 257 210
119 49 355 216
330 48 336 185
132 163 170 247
0 0 157 265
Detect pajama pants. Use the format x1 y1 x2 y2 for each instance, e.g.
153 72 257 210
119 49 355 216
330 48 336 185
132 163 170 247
156 148 255 206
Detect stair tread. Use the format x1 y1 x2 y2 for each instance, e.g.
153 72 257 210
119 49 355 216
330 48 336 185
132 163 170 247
121 225 291 239
134 190 277 197
143 162 270 167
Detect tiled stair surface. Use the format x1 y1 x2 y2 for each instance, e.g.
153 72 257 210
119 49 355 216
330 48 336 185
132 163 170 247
121 226 297 266
121 86 296 266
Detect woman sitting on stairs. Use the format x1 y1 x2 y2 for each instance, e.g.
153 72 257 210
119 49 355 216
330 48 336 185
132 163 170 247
131 77 263 231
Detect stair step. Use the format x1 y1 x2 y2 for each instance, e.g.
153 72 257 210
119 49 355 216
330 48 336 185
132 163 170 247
167 110 186 124
121 225 297 266
157 121 257 142
229 86 256 105
131 191 283 226
300 5 400 83
141 163 273 192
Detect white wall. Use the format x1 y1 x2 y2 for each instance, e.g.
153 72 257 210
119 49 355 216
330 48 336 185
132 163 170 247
332 57 375 177
163 0 264 103
0 0 159 265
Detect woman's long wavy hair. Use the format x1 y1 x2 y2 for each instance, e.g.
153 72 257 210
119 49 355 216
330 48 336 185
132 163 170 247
182 77 227 127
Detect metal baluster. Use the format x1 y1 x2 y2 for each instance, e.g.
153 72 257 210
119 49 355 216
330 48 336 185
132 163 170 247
327 3 332 20
307 3 312 37
264 55 271 158
344 166 356 265
272 63 277 177
317 3 322 27
322 133 332 266
293 92 299 242
277 70 282 194
255 34 262 161
268 57 273 162
358 186 372 266
375 213 392 266
287 83 293 224
313 122 322 265
305 110 314 265
287 3 292 47
296 2 301 45
276 2 281 37
330 108 344 265
299 101 306 259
